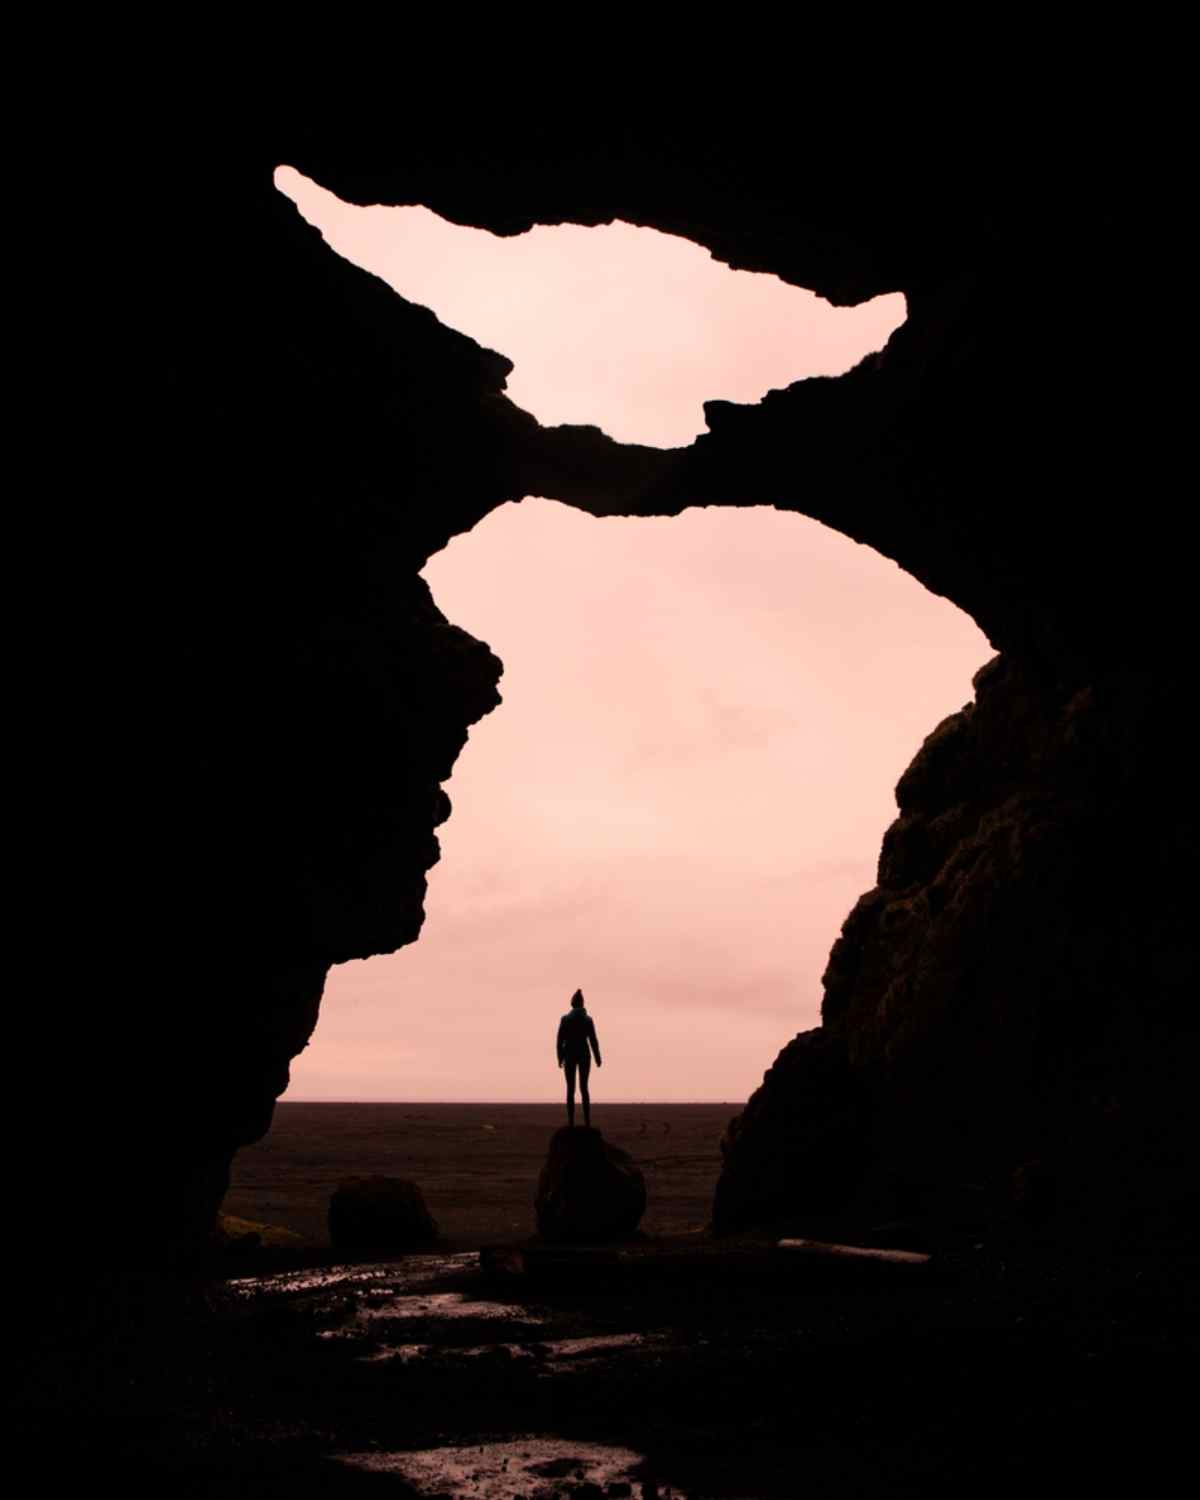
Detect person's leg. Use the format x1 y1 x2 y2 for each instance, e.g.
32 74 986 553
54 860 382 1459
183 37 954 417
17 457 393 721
564 1058 577 1126
578 1054 591 1128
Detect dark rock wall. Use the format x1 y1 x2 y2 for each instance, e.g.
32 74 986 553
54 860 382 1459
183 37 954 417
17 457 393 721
79 114 1190 1249
716 656 1197 1238
106 154 520 1241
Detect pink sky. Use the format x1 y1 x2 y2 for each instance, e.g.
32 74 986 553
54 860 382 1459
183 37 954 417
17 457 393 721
275 169 992 1102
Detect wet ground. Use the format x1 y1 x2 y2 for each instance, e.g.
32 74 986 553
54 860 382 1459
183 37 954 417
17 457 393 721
25 1222 1196 1498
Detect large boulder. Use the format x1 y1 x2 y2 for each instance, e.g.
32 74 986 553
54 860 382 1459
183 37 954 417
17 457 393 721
535 1128 647 1243
328 1175 438 1251
713 1028 869 1235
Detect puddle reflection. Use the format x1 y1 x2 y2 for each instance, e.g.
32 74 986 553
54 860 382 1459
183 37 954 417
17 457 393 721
337 1435 683 1498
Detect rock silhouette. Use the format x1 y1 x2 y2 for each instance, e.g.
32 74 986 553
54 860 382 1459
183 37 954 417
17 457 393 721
328 1175 438 1251
58 110 1195 1255
715 1029 867 1234
715 652 1197 1236
535 1128 647 1243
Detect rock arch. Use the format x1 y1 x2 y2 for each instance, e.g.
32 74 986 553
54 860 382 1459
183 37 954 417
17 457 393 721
90 111 1191 1250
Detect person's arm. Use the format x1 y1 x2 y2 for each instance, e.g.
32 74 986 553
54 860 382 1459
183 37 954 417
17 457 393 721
556 1016 566 1067
589 1017 602 1067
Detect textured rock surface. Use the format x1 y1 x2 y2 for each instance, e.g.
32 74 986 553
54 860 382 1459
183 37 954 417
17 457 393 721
62 107 1193 1252
714 1029 868 1234
328 1176 438 1252
535 1128 647 1243
716 655 1198 1237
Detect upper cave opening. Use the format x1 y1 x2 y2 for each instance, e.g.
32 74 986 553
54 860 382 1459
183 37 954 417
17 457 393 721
275 166 907 448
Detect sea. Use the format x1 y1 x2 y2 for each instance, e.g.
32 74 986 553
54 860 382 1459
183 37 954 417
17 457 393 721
225 1101 741 1249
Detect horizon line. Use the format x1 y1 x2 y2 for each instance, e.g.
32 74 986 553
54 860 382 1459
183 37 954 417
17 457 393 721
281 1098 746 1106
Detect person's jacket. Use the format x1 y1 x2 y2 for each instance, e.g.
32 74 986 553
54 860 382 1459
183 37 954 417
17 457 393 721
557 1008 602 1065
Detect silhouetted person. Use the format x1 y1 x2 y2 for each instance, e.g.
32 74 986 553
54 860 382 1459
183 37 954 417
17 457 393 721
557 988 602 1127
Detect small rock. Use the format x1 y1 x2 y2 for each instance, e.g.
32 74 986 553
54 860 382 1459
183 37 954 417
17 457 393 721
327 1175 438 1251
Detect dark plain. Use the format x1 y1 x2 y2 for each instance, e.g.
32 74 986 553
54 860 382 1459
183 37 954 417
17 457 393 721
225 1102 732 1247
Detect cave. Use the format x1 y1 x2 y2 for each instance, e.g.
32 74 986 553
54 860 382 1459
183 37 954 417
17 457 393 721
70 111 1194 1264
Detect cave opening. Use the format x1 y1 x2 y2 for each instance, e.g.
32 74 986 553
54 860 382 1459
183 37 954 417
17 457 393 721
275 166 908 447
291 497 991 1104
271 168 990 1105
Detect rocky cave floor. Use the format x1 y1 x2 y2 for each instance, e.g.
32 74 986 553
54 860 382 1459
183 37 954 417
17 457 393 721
24 1220 1197 1499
